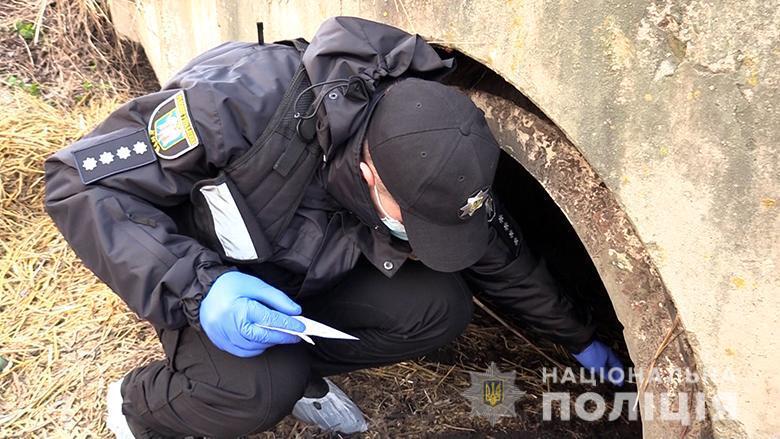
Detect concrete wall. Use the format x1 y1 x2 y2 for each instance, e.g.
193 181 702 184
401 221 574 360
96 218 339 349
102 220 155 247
109 1 779 437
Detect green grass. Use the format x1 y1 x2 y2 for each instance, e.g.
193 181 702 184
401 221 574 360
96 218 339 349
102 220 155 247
13 20 36 41
4 75 41 96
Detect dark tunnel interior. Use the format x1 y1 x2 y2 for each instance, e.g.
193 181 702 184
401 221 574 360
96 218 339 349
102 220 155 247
438 47 631 366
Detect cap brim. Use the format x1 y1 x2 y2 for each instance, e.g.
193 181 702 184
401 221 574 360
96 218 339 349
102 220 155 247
402 207 490 272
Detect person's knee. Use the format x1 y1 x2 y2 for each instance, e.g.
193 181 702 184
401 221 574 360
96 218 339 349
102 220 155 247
401 270 473 344
255 344 312 429
430 274 474 341
180 343 310 437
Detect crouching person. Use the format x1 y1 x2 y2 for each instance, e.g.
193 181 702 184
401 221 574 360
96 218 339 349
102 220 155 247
44 16 621 438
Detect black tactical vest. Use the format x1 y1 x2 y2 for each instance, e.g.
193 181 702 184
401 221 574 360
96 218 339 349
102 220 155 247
189 40 327 265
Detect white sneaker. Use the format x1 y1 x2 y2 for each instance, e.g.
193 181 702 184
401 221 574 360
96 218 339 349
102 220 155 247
106 378 135 439
291 377 368 434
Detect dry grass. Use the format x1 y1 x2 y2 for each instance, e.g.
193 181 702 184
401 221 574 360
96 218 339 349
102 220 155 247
0 1 162 437
0 88 164 437
0 0 156 105
0 1 640 437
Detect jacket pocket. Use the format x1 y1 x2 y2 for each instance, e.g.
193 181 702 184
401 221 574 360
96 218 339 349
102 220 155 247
102 196 178 268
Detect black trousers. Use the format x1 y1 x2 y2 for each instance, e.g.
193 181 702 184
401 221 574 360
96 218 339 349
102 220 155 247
121 257 473 438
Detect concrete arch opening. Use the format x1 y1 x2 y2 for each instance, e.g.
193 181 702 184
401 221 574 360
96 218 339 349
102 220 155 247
441 49 709 437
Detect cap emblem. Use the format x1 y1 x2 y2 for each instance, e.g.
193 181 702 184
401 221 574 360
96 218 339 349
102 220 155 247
459 188 492 219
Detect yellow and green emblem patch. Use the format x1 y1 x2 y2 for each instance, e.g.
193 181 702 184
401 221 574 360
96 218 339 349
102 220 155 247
148 90 200 159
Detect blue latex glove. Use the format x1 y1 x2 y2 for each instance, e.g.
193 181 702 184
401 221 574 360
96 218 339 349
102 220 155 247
572 340 625 386
200 270 305 357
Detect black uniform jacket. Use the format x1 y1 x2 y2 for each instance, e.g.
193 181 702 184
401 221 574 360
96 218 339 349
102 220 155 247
43 17 595 352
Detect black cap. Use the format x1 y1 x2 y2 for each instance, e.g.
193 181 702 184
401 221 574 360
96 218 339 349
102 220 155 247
366 78 500 272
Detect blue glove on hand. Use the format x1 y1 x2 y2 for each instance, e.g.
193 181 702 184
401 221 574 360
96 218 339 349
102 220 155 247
572 340 625 386
200 270 305 358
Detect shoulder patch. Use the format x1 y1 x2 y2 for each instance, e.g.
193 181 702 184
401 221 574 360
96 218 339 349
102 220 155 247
490 198 522 258
72 129 157 185
148 90 200 159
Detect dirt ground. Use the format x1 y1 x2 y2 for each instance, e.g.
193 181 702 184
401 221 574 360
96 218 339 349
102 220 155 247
0 1 641 437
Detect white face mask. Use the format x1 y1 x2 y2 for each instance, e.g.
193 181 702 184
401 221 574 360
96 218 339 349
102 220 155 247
373 185 408 241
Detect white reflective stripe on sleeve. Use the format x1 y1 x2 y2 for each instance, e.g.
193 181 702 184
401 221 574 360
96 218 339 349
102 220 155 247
199 182 258 260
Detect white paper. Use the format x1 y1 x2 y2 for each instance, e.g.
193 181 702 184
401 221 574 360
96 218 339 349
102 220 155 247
253 315 359 346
